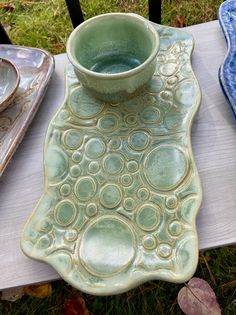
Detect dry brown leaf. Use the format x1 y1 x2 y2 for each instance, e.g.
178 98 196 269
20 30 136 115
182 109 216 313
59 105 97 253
171 15 186 28
24 283 52 298
1 287 24 301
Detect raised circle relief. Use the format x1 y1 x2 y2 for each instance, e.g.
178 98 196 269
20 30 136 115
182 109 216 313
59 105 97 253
98 113 119 132
145 145 188 191
136 204 160 231
137 188 150 201
168 221 182 236
80 217 136 277
123 198 136 211
70 87 104 118
63 129 82 150
60 183 71 197
74 177 97 201
120 174 133 187
142 235 157 250
129 131 149 151
88 161 100 174
157 243 172 258
85 138 106 159
103 153 124 175
54 200 77 226
86 203 98 217
100 184 122 209
127 160 139 173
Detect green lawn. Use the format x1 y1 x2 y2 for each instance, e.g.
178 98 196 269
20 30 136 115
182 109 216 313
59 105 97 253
0 0 236 314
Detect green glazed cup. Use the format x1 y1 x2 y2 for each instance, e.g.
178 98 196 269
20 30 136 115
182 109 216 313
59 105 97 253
66 13 159 102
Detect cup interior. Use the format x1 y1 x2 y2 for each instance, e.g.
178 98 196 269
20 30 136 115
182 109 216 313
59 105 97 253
69 14 157 75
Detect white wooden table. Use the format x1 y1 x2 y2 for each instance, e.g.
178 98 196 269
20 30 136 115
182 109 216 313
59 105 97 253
0 20 236 291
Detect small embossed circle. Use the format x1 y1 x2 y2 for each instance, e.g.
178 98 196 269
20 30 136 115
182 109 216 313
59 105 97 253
123 198 136 211
37 235 53 249
167 76 178 85
60 183 71 197
86 203 98 217
147 77 163 93
159 62 177 76
70 165 81 177
137 188 150 201
70 87 104 118
80 217 135 277
100 184 122 209
160 90 172 101
168 221 182 236
157 243 172 258
37 219 52 232
72 151 82 163
142 235 157 250
140 106 160 124
98 113 118 132
103 153 124 175
65 229 78 242
121 174 133 187
127 160 139 173
109 137 121 150
145 146 188 191
85 138 106 159
166 196 178 209
125 114 137 125
136 204 160 231
129 131 149 151
54 200 76 226
74 177 97 201
64 129 82 149
88 161 100 174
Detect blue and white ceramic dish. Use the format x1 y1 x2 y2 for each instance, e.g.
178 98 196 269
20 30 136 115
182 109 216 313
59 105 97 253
219 0 236 118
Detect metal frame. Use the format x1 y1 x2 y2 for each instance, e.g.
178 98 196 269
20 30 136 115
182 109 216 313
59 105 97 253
0 0 162 44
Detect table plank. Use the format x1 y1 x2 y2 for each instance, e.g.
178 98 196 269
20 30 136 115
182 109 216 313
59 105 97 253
0 20 235 290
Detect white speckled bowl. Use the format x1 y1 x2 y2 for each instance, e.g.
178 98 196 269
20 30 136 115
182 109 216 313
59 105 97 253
0 57 20 112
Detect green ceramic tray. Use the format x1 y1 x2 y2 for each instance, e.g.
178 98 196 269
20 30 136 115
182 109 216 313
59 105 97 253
21 23 202 295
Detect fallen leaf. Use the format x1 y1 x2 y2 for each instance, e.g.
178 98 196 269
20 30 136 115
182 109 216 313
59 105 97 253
1 287 24 301
64 297 89 315
0 3 15 11
178 277 221 315
171 15 186 28
24 283 52 298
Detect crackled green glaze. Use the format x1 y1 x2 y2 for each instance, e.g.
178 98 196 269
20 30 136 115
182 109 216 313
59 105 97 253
21 24 202 295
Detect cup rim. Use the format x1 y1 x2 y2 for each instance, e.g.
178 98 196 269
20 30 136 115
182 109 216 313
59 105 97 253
66 13 159 80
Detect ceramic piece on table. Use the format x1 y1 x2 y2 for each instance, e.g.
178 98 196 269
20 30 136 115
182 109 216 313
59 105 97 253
21 21 202 295
67 13 160 102
0 45 54 176
0 58 20 112
219 0 236 118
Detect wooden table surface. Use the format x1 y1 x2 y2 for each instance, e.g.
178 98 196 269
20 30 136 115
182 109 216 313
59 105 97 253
0 20 236 291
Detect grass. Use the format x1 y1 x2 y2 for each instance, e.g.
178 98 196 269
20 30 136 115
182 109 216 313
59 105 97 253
0 0 236 314
1 0 224 54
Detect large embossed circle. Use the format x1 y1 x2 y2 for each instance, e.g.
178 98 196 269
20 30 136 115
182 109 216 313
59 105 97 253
129 131 149 151
69 87 104 118
74 177 97 201
63 129 82 149
45 147 68 183
85 138 106 159
100 184 122 209
144 146 188 191
98 113 119 132
54 200 77 226
136 204 160 231
80 217 135 277
174 80 196 107
103 153 124 175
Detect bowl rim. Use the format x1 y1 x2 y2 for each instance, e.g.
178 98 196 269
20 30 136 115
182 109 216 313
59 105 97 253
66 13 159 80
0 57 20 108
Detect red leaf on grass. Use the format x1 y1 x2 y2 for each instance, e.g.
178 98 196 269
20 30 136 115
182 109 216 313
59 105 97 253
171 15 186 28
0 3 15 11
178 277 221 315
64 297 89 315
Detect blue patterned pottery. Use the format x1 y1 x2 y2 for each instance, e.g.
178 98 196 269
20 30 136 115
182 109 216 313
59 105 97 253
219 0 236 118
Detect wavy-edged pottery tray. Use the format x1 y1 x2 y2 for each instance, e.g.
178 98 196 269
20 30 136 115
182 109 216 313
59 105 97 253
219 0 236 118
0 45 54 176
21 24 202 295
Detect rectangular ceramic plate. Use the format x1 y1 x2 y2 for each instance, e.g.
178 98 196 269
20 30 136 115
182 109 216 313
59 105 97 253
0 45 54 176
21 23 202 296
